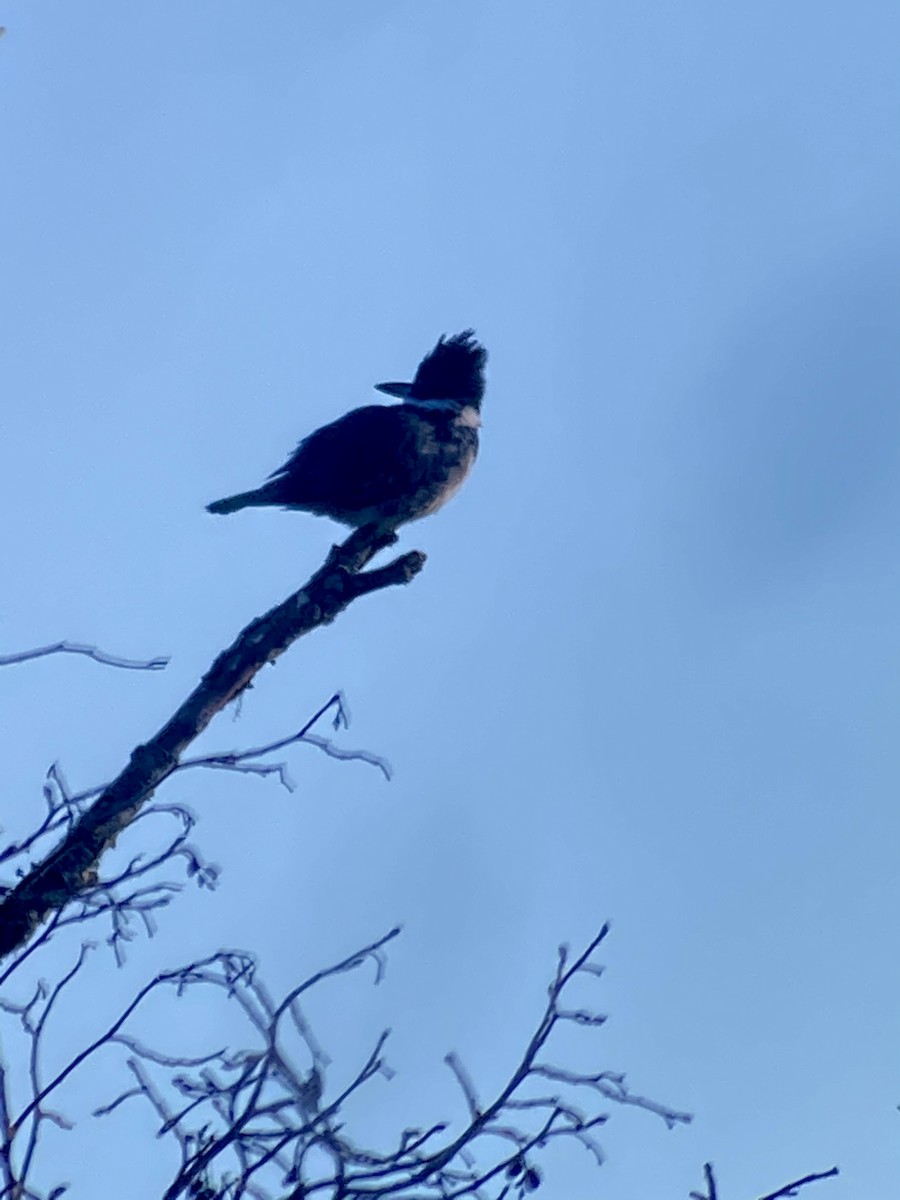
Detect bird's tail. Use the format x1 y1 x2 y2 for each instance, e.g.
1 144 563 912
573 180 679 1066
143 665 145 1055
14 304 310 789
206 489 272 515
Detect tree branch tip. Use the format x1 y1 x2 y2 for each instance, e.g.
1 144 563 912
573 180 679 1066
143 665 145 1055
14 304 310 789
361 549 427 585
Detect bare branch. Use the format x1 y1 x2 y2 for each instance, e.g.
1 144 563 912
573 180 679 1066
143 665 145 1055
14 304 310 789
0 640 169 671
178 692 393 786
0 524 425 960
691 1161 718 1200
1 780 221 982
757 1166 840 1200
87 925 682 1200
0 1062 17 1196
0 915 694 1200
444 1053 482 1120
691 1162 840 1200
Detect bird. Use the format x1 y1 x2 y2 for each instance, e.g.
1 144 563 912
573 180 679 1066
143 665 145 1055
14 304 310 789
206 330 487 529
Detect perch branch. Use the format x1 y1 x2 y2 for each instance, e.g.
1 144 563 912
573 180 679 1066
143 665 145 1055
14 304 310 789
0 524 425 960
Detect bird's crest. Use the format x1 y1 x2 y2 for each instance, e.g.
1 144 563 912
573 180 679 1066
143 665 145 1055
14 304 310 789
409 330 487 405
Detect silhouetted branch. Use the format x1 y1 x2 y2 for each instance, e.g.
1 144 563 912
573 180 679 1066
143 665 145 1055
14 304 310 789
178 691 393 785
0 732 711 1200
30 693 388 816
757 1165 840 1200
0 784 218 989
0 640 169 670
0 687 391 986
691 1161 718 1200
0 524 425 961
0 919 690 1200
691 1162 840 1200
86 924 685 1200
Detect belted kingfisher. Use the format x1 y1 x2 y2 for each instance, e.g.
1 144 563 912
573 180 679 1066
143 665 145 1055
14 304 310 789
207 330 487 529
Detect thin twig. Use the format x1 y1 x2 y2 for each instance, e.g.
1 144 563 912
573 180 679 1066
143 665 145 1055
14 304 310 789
0 641 169 670
178 693 392 786
690 1161 718 1200
757 1166 840 1200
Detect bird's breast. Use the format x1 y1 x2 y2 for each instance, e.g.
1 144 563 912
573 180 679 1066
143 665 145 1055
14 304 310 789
401 410 478 520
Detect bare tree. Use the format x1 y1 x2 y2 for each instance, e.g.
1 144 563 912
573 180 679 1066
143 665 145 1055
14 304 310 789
0 532 839 1199
0 714 690 1197
0 905 692 1200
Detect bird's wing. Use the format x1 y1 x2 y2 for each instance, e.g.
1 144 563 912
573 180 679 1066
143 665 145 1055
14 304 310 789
266 405 430 511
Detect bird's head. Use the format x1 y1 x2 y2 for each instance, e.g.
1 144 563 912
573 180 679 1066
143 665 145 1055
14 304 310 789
376 330 487 411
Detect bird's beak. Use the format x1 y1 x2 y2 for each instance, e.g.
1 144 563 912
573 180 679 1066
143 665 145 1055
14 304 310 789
375 381 413 399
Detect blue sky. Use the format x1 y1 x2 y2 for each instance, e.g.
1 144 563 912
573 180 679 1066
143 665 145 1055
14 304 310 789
2 2 900 1196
